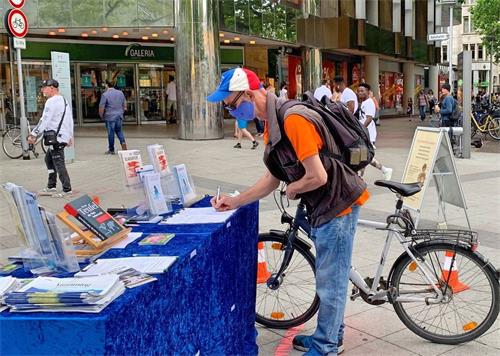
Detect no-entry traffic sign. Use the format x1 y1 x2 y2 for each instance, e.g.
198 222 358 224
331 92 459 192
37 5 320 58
8 0 26 9
5 9 29 38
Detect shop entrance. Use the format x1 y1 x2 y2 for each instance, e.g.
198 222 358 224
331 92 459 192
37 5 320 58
138 65 174 122
77 63 136 124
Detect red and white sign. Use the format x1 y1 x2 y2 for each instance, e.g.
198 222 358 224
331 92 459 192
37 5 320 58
7 9 28 38
8 0 25 9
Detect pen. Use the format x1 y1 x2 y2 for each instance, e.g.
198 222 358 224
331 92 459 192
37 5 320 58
216 185 221 204
132 254 160 257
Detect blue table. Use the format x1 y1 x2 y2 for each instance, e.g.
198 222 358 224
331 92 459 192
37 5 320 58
0 198 259 355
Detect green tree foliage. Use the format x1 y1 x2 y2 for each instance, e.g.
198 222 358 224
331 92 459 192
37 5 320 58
470 0 500 60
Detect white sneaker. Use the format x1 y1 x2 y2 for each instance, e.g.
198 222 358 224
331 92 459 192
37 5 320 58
38 187 57 196
51 190 73 198
382 167 393 181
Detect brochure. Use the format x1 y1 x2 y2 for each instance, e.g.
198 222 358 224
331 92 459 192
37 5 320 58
118 150 142 186
173 164 196 203
147 144 169 176
139 233 175 246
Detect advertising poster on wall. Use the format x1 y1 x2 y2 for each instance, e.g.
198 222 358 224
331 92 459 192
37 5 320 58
287 55 302 100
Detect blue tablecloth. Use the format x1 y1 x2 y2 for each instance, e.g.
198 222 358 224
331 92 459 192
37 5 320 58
0 198 259 355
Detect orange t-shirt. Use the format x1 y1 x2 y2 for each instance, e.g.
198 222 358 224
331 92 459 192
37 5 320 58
278 114 369 216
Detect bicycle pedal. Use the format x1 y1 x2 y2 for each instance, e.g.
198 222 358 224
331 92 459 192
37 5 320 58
350 286 360 301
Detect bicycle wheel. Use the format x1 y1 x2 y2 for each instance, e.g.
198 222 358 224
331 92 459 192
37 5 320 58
487 118 500 140
391 243 499 344
2 127 23 159
255 233 319 329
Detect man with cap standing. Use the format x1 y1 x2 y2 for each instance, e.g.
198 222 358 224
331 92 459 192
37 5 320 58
207 68 369 355
334 75 358 114
28 79 73 197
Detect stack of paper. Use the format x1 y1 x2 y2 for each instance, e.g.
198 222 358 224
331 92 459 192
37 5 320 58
76 256 177 276
3 275 125 313
160 207 236 225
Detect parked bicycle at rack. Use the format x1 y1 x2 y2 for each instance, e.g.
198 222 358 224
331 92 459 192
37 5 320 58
2 123 47 159
470 103 500 141
256 181 499 345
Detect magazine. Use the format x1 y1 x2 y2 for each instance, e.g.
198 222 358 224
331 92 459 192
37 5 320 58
173 164 196 203
147 144 169 176
142 172 169 215
118 150 142 187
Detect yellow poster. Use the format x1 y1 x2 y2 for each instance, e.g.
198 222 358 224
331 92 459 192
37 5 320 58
402 130 441 211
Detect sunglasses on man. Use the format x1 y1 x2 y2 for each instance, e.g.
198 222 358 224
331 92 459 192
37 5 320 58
224 91 245 111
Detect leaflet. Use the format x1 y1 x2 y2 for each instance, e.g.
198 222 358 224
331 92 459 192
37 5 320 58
76 256 177 276
160 207 236 225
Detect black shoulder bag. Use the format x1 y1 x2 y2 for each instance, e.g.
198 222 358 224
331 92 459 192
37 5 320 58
43 97 67 146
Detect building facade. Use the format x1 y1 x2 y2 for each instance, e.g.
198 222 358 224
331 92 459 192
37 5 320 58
1 0 442 139
441 0 500 95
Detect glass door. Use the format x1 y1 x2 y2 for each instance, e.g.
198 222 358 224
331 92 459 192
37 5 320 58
139 65 166 122
79 64 135 124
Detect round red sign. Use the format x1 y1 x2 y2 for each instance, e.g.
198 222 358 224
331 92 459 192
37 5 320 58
8 0 25 9
7 9 28 38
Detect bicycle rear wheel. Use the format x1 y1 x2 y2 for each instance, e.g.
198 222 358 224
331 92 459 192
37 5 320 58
391 243 499 344
487 118 500 140
255 233 319 329
2 127 23 159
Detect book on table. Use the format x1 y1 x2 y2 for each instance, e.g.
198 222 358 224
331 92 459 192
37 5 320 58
64 195 125 241
147 144 169 176
118 150 143 187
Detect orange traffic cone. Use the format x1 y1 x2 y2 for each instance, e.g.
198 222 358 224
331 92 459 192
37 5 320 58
441 250 469 293
257 242 271 284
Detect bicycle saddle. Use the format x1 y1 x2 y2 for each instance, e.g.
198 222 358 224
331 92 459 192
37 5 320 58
374 180 421 197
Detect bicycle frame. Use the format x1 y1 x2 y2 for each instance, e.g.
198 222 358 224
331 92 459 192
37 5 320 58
471 112 492 133
353 202 444 304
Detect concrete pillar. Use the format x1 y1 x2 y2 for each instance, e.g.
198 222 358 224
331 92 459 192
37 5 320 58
175 0 223 140
429 65 439 97
302 47 322 94
403 62 415 112
472 70 479 95
365 55 380 99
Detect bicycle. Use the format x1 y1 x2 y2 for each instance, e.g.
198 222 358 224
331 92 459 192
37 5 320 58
2 123 47 159
256 181 499 344
471 106 500 140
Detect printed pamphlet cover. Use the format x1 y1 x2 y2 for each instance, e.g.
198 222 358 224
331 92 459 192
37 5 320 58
118 150 142 186
147 144 169 176
139 233 175 245
143 173 169 215
64 195 124 241
173 164 196 203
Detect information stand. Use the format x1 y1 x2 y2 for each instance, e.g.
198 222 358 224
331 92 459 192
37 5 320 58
401 127 470 229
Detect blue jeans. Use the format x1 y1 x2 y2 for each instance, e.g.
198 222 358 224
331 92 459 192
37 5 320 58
105 118 126 152
307 205 361 355
419 105 426 120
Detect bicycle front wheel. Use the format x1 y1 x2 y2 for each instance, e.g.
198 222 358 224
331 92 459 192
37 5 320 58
2 127 23 159
255 233 319 329
391 243 499 344
487 118 500 140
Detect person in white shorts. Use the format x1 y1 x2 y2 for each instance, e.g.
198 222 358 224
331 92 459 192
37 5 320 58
357 83 393 180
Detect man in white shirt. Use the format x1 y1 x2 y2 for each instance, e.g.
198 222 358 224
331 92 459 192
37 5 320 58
166 75 177 123
334 75 358 114
28 79 74 197
313 80 333 102
357 83 393 180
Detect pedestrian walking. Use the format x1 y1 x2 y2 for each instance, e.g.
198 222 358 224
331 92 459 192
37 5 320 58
369 89 381 126
166 75 177 124
418 90 428 121
207 67 369 355
279 82 288 100
334 75 358 114
99 80 128 155
357 83 393 180
233 118 259 149
28 79 73 198
407 97 413 120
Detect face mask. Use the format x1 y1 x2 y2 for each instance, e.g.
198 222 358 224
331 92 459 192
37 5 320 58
228 100 255 121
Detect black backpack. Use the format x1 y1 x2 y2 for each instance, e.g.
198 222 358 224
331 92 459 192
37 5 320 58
451 99 462 123
277 91 374 172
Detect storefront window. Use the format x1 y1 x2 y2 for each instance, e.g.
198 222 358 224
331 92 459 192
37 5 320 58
379 71 403 110
79 64 135 123
139 65 167 122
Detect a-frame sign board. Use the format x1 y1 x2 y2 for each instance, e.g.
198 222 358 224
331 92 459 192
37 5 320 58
401 127 471 229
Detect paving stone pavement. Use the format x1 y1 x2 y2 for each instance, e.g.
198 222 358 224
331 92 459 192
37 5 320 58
0 117 498 355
